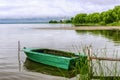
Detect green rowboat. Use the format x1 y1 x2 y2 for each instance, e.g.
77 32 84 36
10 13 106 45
23 48 87 70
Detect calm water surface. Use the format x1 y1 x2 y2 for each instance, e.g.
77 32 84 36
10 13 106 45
0 24 120 80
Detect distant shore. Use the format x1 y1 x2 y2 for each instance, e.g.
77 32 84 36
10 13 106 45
34 26 120 30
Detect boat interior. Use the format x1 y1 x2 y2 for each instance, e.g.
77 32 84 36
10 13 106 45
32 49 78 58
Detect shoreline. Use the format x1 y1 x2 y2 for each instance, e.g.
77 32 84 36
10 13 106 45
34 26 120 30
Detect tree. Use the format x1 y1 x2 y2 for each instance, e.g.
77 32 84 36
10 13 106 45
113 6 120 21
64 20 71 23
103 10 118 23
91 13 100 23
86 13 100 23
59 20 63 23
49 20 58 23
85 14 92 23
73 13 87 24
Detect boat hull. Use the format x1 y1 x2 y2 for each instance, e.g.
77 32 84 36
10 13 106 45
23 48 87 70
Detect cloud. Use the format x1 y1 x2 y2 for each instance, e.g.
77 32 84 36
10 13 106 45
0 0 120 18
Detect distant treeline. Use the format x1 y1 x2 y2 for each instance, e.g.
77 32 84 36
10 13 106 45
73 5 120 26
49 19 72 24
49 5 120 26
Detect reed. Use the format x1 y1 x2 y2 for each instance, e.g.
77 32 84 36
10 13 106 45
70 45 120 80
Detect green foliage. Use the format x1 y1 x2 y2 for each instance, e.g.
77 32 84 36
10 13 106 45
113 6 120 20
73 5 120 26
107 21 120 26
73 13 87 24
87 13 100 23
64 20 71 23
71 17 74 21
102 10 118 24
49 19 72 24
59 20 63 23
49 20 58 23
99 21 106 26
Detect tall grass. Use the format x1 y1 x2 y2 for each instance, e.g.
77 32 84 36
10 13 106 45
70 45 120 80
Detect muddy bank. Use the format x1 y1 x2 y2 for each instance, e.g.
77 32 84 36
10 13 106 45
34 26 120 30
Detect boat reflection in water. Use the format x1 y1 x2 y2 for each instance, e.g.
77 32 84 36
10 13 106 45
24 58 88 78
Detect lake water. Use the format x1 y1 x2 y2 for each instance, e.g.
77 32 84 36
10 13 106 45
0 24 120 80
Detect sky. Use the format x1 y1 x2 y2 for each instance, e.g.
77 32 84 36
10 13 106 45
0 0 120 18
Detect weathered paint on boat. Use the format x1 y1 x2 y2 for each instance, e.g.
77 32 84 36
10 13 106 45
23 48 87 70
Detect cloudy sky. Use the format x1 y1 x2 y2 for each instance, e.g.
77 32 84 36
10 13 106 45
0 0 120 18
